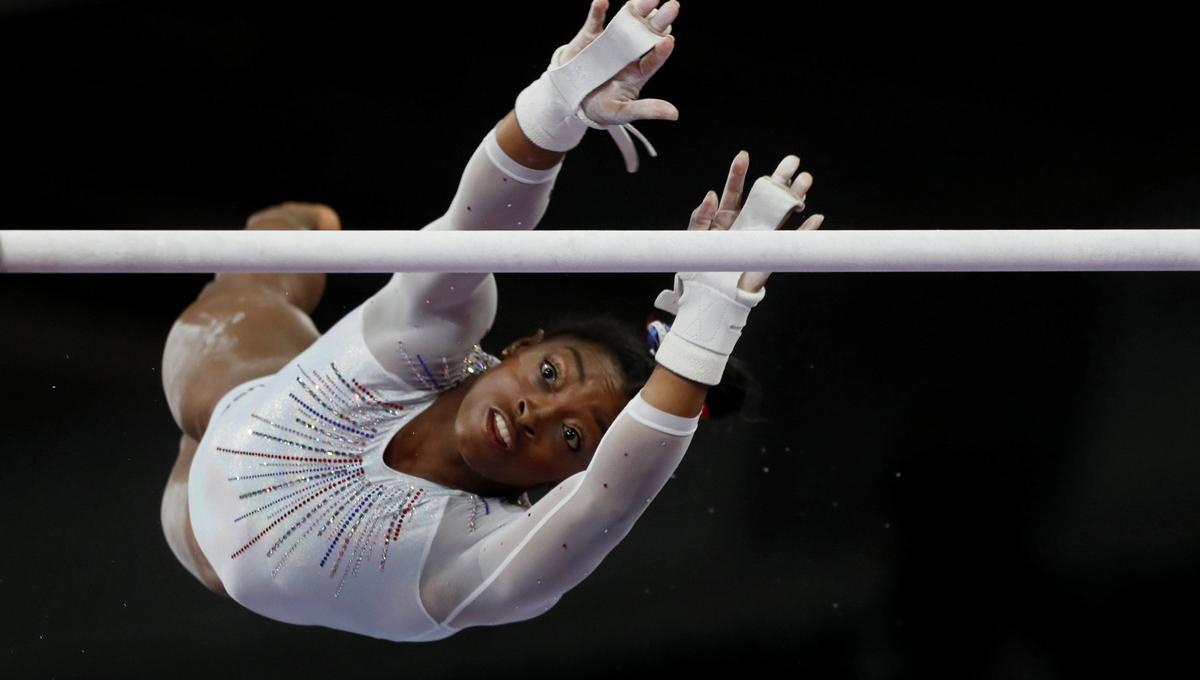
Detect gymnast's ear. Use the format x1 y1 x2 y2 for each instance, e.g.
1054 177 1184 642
500 329 546 359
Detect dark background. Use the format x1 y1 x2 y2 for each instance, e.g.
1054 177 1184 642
2 1 1199 677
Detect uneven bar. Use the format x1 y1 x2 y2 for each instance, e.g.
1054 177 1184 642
2 229 1200 273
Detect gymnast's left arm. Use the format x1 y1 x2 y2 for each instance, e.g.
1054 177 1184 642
428 147 821 630
363 1 680 373
434 392 701 629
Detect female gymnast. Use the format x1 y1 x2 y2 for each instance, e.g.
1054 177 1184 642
158 0 823 641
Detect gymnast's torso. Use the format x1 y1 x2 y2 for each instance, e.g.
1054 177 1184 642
188 301 528 642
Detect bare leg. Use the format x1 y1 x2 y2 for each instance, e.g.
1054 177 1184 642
161 202 340 440
159 202 340 593
209 202 341 315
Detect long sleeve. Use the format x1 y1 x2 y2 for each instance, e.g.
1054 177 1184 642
361 129 563 382
428 390 701 629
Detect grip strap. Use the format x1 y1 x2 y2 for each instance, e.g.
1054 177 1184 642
515 1 667 170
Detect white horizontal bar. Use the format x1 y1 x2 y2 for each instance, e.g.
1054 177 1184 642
2 229 1200 273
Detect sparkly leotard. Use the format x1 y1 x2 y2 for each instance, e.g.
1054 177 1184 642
188 130 701 641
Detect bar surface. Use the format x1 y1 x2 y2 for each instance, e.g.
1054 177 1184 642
2 229 1200 273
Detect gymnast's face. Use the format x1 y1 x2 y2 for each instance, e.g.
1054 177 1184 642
454 331 626 489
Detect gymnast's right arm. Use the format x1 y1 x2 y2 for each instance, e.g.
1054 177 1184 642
359 113 563 378
433 154 822 630
362 1 680 376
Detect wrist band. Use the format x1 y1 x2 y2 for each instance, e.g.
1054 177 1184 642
647 319 709 419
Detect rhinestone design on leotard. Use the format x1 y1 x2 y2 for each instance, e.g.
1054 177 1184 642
467 494 492 533
217 352 500 599
396 341 499 391
218 361 427 594
216 345 506 602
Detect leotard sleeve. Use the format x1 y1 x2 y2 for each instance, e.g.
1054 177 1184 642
357 125 698 632
429 391 701 629
361 128 563 379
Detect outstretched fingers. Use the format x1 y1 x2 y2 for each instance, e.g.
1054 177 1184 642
738 270 770 294
637 34 675 82
771 155 801 185
631 0 661 17
798 214 825 230
768 154 814 210
713 151 750 229
563 0 610 61
583 0 609 33
572 0 681 128
611 97 679 123
795 173 813 212
738 210 824 293
688 190 720 231
793 171 813 193
643 0 680 33
736 154 824 293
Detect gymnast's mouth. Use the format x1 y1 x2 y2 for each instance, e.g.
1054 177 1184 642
486 407 513 451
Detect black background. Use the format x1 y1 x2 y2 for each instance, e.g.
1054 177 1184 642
2 1 1199 677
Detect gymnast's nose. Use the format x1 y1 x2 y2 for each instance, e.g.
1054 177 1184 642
514 397 542 439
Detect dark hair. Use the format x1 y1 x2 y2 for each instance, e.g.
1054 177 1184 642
536 310 761 428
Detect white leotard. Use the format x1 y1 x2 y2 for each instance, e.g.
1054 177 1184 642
188 129 701 642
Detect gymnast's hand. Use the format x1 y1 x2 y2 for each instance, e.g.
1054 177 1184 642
515 0 679 158
652 152 822 385
565 0 680 127
687 151 825 292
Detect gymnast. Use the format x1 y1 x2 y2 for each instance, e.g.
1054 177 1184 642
158 0 823 641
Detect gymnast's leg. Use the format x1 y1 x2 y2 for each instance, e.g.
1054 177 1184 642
160 202 339 440
158 202 340 595
161 432 227 595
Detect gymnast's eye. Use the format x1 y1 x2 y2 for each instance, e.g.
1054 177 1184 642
563 425 581 452
540 358 558 383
